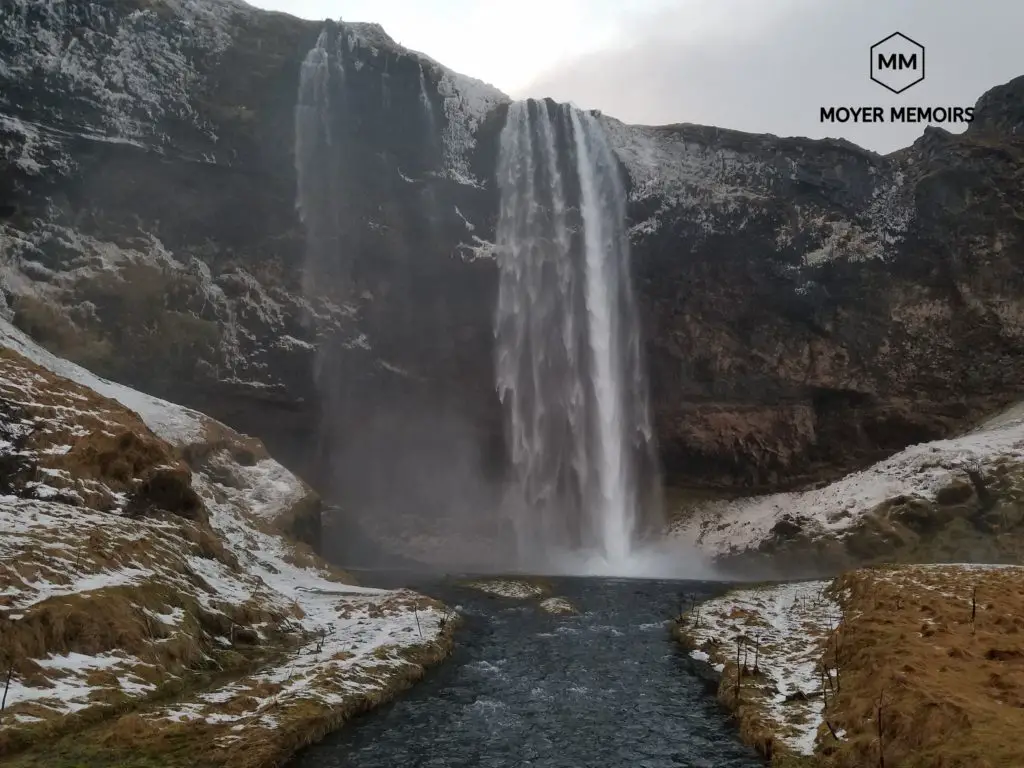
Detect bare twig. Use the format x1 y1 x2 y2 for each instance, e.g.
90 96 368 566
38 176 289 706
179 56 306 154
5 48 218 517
972 586 978 633
1 663 12 711
414 607 422 639
877 689 886 768
734 638 743 703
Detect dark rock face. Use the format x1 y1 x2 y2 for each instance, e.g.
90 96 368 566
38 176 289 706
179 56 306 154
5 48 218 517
0 2 505 522
2 0 1022 525
611 113 1024 491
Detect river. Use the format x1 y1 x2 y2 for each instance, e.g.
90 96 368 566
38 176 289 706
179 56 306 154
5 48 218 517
291 576 763 768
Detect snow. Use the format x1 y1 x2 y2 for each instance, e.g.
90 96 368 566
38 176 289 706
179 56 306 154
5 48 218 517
435 68 506 185
211 456 312 522
872 562 1024 605
454 234 498 262
685 581 837 756
601 117 780 211
0 317 205 446
675 401 1024 556
276 334 315 352
3 651 149 715
0 115 45 174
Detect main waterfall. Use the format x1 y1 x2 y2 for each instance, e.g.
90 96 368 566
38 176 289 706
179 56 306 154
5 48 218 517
495 100 663 573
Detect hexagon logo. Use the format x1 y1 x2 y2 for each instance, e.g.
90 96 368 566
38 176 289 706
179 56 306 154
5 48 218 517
870 32 924 94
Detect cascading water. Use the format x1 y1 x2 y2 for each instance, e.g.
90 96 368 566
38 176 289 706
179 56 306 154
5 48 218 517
495 100 662 573
418 63 436 129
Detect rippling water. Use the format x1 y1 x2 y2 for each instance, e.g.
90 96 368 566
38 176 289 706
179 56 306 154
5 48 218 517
291 577 763 768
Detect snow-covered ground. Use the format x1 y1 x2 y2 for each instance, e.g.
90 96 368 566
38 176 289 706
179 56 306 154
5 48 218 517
0 317 448 738
673 404 1024 557
683 581 838 757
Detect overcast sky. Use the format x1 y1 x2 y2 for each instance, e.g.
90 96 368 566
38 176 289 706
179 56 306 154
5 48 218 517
251 0 1023 153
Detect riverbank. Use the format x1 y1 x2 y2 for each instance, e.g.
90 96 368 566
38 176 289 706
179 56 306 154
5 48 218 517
676 565 1024 766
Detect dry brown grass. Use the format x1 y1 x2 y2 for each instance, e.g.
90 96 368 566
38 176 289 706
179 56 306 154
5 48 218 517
10 295 113 373
2 584 205 670
0 347 199 516
821 565 1024 767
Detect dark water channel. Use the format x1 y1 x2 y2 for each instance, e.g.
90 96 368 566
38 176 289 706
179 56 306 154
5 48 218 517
291 577 763 768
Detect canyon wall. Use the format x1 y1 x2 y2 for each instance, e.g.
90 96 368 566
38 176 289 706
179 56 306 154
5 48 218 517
2 0 1022 536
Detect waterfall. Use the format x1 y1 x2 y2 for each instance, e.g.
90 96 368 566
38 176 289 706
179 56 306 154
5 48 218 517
495 100 662 571
418 63 436 129
295 27 339 299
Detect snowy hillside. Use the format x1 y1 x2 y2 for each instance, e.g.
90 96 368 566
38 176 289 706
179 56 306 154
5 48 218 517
674 402 1024 559
0 318 451 766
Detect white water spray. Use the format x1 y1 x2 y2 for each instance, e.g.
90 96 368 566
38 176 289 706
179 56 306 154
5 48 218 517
495 100 662 574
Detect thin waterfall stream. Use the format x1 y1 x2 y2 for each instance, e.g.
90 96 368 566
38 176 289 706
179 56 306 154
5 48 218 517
495 100 662 574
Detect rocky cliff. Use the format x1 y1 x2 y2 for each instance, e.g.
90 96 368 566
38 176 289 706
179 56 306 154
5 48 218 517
2 0 1022 532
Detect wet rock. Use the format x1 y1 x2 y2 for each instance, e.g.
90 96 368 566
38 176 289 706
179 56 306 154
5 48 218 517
539 597 578 616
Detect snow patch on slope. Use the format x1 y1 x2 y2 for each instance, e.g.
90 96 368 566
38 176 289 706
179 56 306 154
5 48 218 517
435 67 506 185
602 118 782 209
675 403 1024 557
0 317 204 445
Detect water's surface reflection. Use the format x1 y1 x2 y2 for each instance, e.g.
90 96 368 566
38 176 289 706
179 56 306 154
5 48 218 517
291 577 764 768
